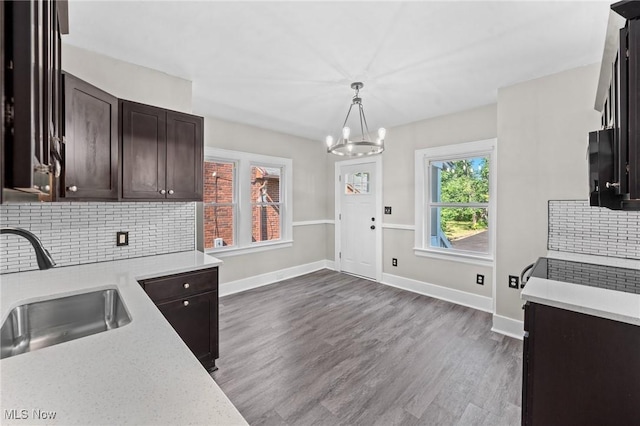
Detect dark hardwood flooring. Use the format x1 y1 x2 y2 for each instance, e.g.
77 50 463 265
211 270 522 426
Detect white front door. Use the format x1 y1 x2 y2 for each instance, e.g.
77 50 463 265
339 162 378 280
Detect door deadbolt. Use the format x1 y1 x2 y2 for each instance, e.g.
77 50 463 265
370 225 376 230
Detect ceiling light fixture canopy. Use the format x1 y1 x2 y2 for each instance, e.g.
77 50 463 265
326 82 386 157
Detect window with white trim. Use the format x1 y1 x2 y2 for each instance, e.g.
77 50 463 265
414 139 495 262
203 148 292 255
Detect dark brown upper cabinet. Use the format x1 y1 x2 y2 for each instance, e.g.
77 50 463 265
121 100 203 201
2 0 68 202
61 73 118 200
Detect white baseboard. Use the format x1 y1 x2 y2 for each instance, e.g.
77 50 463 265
491 314 524 340
325 260 335 270
380 273 493 313
219 260 331 297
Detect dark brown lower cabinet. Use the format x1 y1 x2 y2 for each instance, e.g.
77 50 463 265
140 267 219 371
522 302 640 426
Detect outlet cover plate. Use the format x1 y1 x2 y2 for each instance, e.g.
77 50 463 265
117 232 129 247
508 275 519 289
392 258 398 267
476 274 485 285
384 206 392 214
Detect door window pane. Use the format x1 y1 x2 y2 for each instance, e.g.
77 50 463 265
430 207 489 254
430 157 489 203
345 172 370 194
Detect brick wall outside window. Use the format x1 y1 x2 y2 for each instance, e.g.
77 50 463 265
204 161 234 249
203 162 281 249
251 166 281 242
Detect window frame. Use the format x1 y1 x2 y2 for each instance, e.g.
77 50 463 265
414 139 496 265
203 148 293 257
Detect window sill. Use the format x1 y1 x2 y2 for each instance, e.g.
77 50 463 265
414 247 494 267
205 240 293 258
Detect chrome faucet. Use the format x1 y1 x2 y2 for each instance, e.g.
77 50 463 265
1 228 56 270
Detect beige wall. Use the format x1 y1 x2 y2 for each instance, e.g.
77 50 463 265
62 44 192 113
200 116 329 285
495 64 601 320
380 104 497 297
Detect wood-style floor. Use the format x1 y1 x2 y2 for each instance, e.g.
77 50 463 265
211 270 522 426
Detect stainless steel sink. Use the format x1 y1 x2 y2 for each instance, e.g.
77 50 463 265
1 289 131 359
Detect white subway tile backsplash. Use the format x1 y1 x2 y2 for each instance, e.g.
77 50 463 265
0 202 195 274
548 200 640 260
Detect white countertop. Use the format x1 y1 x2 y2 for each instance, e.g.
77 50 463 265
0 251 248 425
522 274 640 327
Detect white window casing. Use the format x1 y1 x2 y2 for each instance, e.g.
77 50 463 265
203 147 293 257
414 139 496 265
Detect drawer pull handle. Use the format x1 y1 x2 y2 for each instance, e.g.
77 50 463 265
183 300 189 307
183 283 190 289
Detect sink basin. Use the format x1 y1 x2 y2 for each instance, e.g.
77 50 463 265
1 289 131 359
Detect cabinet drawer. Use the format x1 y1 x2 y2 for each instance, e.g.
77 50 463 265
141 268 217 304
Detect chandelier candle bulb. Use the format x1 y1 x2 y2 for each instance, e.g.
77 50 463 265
325 135 333 148
378 127 386 139
342 127 351 140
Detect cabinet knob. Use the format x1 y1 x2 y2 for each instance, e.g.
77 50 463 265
183 283 190 289
159 189 166 195
183 300 189 307
67 185 78 193
168 189 174 195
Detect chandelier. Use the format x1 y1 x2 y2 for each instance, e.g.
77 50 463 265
325 82 386 157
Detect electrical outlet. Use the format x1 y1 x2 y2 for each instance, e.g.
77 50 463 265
116 231 129 247
384 206 392 214
508 275 519 289
392 258 398 267
476 274 484 285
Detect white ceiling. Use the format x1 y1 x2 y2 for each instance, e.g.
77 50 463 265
65 1 611 142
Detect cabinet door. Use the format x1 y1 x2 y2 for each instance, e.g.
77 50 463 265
157 291 218 369
525 303 640 425
166 111 203 201
62 74 118 199
121 101 167 199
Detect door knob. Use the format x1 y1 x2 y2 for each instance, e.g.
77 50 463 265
159 189 166 195
371 217 375 221
67 185 78 192
168 189 174 195
370 225 376 230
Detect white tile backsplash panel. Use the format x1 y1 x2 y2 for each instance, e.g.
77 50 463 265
548 200 640 260
0 202 195 274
